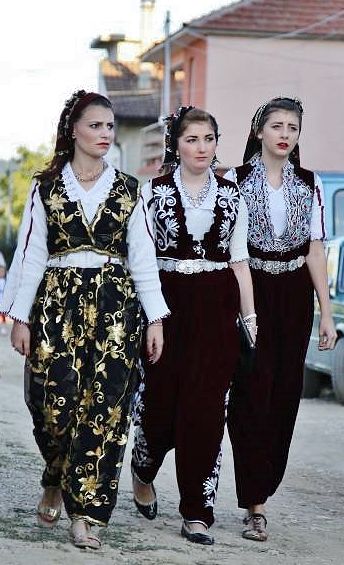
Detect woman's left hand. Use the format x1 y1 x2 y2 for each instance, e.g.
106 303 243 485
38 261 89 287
318 314 337 350
146 324 164 364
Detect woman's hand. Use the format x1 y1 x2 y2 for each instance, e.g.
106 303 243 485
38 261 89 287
146 323 164 364
318 314 337 351
11 321 31 356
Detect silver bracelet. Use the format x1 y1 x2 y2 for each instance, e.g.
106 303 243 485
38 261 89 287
243 313 257 322
148 319 163 327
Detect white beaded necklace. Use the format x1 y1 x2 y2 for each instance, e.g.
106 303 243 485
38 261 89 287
181 176 211 207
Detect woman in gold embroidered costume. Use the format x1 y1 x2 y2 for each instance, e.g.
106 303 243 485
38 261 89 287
0 90 169 549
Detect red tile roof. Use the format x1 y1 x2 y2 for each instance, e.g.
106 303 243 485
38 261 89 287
190 0 344 38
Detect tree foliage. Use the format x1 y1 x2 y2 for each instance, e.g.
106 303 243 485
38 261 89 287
0 145 52 259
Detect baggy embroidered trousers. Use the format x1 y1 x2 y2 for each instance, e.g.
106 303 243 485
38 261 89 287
132 268 240 527
25 264 141 525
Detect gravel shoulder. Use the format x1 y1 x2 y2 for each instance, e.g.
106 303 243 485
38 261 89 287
1 326 344 565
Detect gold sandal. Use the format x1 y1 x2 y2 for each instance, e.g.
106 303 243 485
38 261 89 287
70 518 101 550
37 487 62 527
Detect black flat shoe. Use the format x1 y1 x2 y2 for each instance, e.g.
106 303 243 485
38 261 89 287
132 466 157 520
181 520 214 545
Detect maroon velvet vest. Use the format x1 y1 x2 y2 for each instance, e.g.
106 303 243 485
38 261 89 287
151 172 240 262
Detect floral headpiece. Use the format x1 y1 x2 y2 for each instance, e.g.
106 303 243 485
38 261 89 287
160 106 195 169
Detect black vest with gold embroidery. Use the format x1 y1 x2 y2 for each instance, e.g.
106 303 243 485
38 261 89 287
39 170 139 259
151 172 240 262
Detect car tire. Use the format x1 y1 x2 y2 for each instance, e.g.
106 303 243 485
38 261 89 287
302 365 322 398
332 337 344 404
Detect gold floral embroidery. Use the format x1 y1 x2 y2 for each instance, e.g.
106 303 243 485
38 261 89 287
45 193 68 212
107 406 122 428
85 303 97 328
37 340 55 362
43 404 61 426
61 320 74 342
106 321 125 344
117 193 134 214
79 474 102 496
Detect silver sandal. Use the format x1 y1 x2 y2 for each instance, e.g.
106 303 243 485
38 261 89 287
242 512 268 541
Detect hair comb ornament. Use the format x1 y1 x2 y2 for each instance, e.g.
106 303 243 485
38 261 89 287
160 106 195 169
61 90 88 136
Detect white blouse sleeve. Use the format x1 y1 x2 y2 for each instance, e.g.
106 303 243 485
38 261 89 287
126 181 170 323
223 169 249 262
0 181 49 323
311 174 326 241
229 196 249 263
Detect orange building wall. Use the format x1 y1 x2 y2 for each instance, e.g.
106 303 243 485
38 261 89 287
205 35 344 172
175 38 207 109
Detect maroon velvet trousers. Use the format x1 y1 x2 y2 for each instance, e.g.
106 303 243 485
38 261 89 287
227 264 314 508
132 268 240 527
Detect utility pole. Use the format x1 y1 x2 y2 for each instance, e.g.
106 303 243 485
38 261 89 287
162 10 171 118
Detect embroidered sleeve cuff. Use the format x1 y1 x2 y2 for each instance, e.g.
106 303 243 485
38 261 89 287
229 255 249 264
138 289 170 325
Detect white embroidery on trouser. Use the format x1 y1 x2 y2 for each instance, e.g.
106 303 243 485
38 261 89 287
203 389 228 508
132 425 154 468
203 449 223 508
132 359 154 468
132 379 145 425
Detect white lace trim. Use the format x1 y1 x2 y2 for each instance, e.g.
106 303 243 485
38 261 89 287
62 162 116 204
173 166 218 211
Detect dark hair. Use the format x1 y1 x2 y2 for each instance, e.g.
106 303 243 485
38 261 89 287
35 90 114 182
160 106 219 173
243 96 303 165
175 107 218 145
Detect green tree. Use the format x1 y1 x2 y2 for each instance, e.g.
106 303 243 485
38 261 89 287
0 144 52 262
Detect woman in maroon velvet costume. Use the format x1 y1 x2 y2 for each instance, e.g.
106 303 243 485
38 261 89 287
131 107 256 545
225 97 336 542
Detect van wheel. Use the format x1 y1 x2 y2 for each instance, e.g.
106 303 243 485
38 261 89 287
332 338 344 404
302 366 322 398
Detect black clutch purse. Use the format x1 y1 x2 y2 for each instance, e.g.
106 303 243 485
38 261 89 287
237 313 256 375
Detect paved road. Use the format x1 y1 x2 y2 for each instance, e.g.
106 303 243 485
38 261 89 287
0 326 344 565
